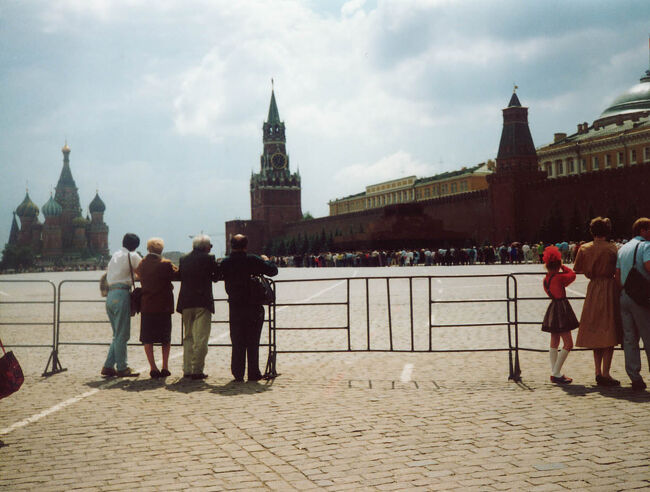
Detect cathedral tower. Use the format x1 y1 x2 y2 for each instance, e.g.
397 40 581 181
250 85 302 240
54 142 83 253
88 192 109 256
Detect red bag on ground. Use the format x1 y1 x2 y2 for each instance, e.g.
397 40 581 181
0 338 24 399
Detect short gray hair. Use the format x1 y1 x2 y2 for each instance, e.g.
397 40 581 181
192 234 212 250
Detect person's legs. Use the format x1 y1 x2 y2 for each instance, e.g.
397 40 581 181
246 306 265 380
104 293 119 369
621 294 642 384
602 347 614 378
112 290 131 372
192 308 212 375
162 344 170 371
229 306 246 380
182 309 195 376
552 331 573 379
593 348 604 377
144 343 158 372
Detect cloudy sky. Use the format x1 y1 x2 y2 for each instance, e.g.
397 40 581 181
1 0 649 256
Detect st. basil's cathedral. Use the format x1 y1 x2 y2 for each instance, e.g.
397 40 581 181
7 143 109 264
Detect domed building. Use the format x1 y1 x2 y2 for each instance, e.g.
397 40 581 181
7 143 109 265
538 68 650 178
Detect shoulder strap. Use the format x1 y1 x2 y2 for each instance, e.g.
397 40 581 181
544 273 557 300
0 337 6 355
127 253 135 291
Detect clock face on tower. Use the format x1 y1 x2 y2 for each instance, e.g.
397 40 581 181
271 153 287 169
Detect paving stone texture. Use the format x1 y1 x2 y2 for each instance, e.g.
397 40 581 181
1 265 649 491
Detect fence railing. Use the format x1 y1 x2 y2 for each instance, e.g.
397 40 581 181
0 279 63 376
5 273 598 382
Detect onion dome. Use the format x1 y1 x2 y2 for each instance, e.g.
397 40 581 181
16 192 39 217
599 71 650 119
42 195 63 217
62 142 71 154
72 216 89 227
89 192 106 213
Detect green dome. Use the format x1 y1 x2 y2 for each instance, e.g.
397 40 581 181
16 192 39 217
72 216 89 227
600 72 650 118
89 192 106 213
42 195 63 217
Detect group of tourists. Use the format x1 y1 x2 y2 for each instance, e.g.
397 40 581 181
101 233 277 382
540 217 650 390
268 242 589 268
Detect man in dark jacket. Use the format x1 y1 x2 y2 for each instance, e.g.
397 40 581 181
220 234 278 381
176 234 220 379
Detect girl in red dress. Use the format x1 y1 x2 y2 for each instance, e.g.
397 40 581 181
542 246 579 384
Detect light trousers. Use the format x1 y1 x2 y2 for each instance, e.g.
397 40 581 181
182 307 212 375
104 285 131 371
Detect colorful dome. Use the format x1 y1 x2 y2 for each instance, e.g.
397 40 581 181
599 72 650 119
42 195 63 217
72 216 89 227
16 192 39 217
89 192 106 213
62 142 71 153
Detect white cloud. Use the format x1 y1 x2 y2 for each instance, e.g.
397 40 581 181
333 150 437 197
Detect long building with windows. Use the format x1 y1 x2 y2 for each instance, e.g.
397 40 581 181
328 161 494 216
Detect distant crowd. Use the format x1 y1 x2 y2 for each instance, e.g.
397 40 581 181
267 240 634 268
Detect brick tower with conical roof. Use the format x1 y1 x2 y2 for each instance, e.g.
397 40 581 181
487 90 546 243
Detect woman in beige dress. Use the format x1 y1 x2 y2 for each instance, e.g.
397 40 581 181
573 217 622 386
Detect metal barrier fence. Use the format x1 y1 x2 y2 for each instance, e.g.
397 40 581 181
0 279 63 376
8 273 602 381
265 274 521 380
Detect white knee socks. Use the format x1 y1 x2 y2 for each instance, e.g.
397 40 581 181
552 348 570 377
549 348 558 371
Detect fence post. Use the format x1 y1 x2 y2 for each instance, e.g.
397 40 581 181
43 280 67 376
507 274 521 382
263 279 278 379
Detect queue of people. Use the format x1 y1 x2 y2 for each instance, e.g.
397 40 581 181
101 233 277 382
540 217 650 391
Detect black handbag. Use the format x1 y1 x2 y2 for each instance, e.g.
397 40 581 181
624 242 650 307
128 253 142 316
0 338 24 400
249 275 275 305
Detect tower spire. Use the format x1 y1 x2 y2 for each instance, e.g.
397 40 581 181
267 83 281 125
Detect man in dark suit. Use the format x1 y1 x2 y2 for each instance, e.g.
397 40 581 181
220 234 278 382
176 234 220 380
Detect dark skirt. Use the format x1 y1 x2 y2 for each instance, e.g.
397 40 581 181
542 298 579 333
140 312 172 344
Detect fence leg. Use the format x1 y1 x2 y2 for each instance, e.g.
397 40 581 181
263 296 278 380
42 349 67 377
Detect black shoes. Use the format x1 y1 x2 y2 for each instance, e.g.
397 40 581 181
101 367 117 377
191 373 208 380
631 379 647 391
150 369 162 379
596 375 620 387
160 369 171 377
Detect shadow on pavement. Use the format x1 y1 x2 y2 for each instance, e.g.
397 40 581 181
84 377 170 391
558 383 650 402
161 378 273 395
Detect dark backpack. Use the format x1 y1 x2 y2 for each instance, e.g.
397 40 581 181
249 275 275 305
624 242 650 307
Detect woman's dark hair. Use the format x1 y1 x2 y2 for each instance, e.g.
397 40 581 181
122 233 140 252
589 217 611 238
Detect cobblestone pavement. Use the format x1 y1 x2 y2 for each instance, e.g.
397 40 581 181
1 266 649 491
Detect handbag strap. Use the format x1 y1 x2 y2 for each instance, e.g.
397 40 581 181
0 338 6 355
127 252 136 292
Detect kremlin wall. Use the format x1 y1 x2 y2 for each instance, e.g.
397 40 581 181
226 67 650 254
